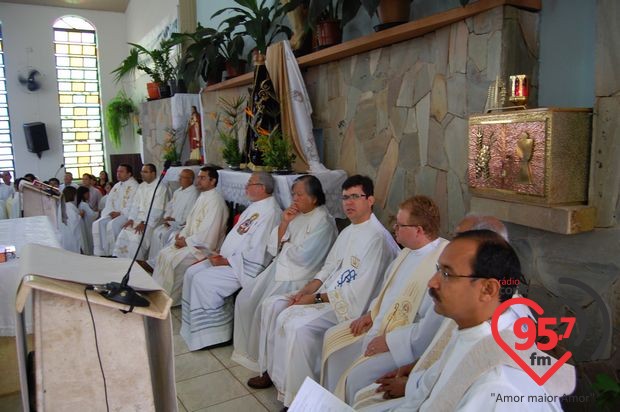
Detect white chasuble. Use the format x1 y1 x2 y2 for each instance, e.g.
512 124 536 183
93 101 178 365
152 188 228 305
113 180 168 259
92 178 138 256
266 214 399 407
231 205 338 371
148 184 198 265
180 196 281 350
322 238 448 401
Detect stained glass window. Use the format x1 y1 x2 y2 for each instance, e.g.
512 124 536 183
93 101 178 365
54 16 104 178
0 24 16 176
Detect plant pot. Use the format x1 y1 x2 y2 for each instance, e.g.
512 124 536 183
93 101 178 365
225 60 247 79
158 83 172 98
146 82 160 100
205 70 223 86
376 0 411 31
169 79 187 96
315 20 342 50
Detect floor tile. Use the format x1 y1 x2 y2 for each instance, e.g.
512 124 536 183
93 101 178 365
177 397 188 412
209 344 235 368
176 369 249 411
172 315 181 335
252 386 284 412
196 394 267 412
175 350 225 382
174 334 191 356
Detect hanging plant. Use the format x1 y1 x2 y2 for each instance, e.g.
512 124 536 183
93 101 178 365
105 91 137 147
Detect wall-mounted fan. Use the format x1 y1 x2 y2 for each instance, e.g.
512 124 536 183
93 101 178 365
18 68 42 92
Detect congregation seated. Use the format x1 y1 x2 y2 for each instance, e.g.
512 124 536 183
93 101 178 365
92 164 138 256
113 163 167 259
246 175 400 407
147 168 198 267
180 171 282 350
152 166 229 305
231 175 339 372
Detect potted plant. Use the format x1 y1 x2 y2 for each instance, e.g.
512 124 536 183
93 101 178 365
213 0 303 62
256 125 296 172
172 24 226 86
217 96 246 168
104 91 137 148
308 0 344 49
221 31 247 79
111 39 176 99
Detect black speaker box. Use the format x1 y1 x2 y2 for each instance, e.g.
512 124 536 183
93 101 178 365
23 122 50 157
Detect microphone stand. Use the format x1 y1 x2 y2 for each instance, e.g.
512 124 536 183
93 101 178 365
99 162 171 310
53 163 65 178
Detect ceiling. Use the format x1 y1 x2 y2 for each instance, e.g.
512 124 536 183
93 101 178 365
1 0 130 13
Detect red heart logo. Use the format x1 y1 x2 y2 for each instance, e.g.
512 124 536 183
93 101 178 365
491 297 573 386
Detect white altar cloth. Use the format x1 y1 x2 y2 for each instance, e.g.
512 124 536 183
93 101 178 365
0 216 60 336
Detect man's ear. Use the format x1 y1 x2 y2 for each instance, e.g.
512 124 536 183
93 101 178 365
367 195 376 207
480 278 501 302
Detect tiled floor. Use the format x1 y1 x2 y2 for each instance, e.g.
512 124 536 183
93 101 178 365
0 306 283 412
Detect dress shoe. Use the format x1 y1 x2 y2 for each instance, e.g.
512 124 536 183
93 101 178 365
247 372 273 389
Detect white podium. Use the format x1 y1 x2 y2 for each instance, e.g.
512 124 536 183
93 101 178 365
20 181 60 227
15 244 176 411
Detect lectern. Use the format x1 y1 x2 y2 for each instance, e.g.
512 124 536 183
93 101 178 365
15 244 176 411
20 180 60 227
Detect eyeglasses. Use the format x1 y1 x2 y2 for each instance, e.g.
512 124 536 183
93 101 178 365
246 182 264 187
435 263 487 280
341 194 368 201
393 222 419 230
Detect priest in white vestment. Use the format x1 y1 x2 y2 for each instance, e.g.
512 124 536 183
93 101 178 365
0 171 14 219
180 172 282 350
113 164 168 259
354 231 574 412
251 175 400 407
147 169 198 266
231 175 338 371
92 164 138 256
152 166 229 305
338 214 511 403
321 196 448 403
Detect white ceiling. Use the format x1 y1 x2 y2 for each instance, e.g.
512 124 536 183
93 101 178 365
1 0 130 13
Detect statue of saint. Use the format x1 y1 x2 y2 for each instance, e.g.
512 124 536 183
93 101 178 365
188 106 203 163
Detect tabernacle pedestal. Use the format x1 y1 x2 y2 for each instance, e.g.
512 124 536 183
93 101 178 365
15 244 175 412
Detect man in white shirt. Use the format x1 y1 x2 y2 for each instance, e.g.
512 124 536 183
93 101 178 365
180 171 282 350
0 171 14 219
113 163 168 259
59 171 79 191
92 164 139 256
147 168 198 266
152 166 229 305
321 196 448 403
251 175 400 408
357 230 574 411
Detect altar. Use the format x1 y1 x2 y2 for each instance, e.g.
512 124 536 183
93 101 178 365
164 167 347 219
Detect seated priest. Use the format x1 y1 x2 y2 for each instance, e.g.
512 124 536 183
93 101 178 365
113 163 168 259
321 196 448 403
152 166 228 305
92 164 139 256
249 175 400 408
355 230 574 412
147 168 198 266
180 171 282 350
336 214 509 403
231 175 338 371
0 170 14 219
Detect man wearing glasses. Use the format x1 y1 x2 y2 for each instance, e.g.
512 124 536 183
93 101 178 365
321 196 449 403
252 175 400 408
180 171 281 350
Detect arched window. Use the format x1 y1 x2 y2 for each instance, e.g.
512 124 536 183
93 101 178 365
0 23 16 176
53 16 104 178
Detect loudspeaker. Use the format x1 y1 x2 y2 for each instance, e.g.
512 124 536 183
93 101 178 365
23 122 49 158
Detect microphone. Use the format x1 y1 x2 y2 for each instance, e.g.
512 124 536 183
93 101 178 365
53 163 65 178
99 160 172 310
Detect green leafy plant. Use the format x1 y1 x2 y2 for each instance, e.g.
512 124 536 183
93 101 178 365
172 24 226 85
213 0 303 58
256 125 296 170
111 38 176 84
104 91 137 147
217 96 246 166
592 373 620 411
